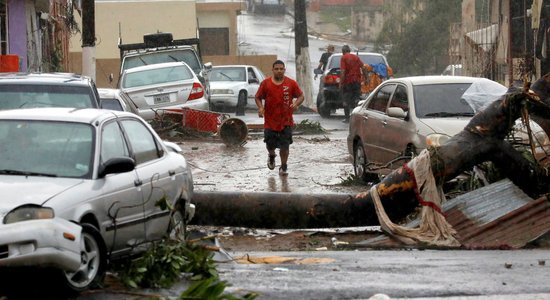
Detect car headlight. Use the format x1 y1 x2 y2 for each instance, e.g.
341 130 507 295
426 133 451 147
4 205 54 224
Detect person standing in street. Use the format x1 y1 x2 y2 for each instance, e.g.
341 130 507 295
340 45 368 123
317 44 335 72
255 60 304 176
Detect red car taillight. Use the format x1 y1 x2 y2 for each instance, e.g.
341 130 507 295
188 82 204 101
324 74 340 85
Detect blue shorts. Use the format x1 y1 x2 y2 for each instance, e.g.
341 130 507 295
264 126 293 150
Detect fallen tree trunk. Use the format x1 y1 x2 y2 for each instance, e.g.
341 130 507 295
356 77 550 224
190 191 417 228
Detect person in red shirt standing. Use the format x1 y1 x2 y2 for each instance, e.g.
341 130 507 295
340 45 368 123
255 60 305 176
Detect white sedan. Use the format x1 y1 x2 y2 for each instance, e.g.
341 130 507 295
208 65 265 114
0 108 194 294
119 61 209 120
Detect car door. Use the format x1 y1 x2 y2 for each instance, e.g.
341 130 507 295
246 66 263 107
98 120 146 252
361 83 396 164
119 118 181 242
375 84 417 165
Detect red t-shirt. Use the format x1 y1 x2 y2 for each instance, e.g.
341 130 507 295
256 76 303 131
340 53 363 84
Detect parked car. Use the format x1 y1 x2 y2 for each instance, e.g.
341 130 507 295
118 33 212 102
0 72 101 110
97 87 138 114
0 107 195 293
347 75 507 181
118 61 209 120
314 52 391 117
208 64 265 114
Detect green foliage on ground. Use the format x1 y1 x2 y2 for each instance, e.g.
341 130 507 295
113 241 257 299
294 119 326 134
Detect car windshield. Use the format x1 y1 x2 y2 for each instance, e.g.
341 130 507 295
413 83 475 118
0 85 96 110
209 67 246 82
328 54 386 69
123 49 201 74
0 120 94 179
121 65 194 88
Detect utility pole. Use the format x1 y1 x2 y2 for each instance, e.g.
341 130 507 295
294 0 314 110
81 0 96 81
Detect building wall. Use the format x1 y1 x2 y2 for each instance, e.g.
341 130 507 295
8 0 27 71
197 2 243 57
352 5 384 43
69 0 197 87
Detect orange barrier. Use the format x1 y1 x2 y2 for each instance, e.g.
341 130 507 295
0 55 19 72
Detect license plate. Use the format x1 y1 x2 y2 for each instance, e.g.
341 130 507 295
154 94 171 104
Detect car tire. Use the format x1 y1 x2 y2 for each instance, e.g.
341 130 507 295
317 94 331 118
168 202 187 242
354 143 378 183
236 91 247 116
62 223 107 293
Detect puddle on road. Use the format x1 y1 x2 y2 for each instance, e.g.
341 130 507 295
180 136 367 194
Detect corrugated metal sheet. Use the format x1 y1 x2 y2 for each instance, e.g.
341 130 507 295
354 179 550 249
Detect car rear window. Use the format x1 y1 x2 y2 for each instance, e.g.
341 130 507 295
0 84 97 110
413 83 475 118
328 54 387 69
121 65 194 88
209 67 246 82
123 49 201 74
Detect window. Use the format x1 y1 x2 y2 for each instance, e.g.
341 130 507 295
0 0 6 54
388 85 409 112
367 84 395 113
120 119 161 164
101 121 130 163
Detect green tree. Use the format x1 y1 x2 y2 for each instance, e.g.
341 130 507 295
375 0 462 76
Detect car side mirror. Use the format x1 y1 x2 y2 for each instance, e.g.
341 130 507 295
387 107 407 119
249 78 260 84
98 157 135 178
313 68 323 75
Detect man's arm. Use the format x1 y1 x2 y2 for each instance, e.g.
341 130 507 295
255 83 265 117
255 95 264 117
292 93 305 111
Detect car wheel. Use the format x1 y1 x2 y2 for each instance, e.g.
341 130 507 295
317 94 331 118
236 91 247 116
354 143 378 183
168 203 187 242
62 224 107 293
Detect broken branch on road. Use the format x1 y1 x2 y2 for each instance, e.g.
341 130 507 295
355 74 550 246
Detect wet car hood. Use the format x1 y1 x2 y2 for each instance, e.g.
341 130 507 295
0 176 83 212
417 117 470 136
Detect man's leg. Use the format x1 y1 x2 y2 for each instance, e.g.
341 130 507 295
278 127 292 175
342 85 351 121
264 129 277 170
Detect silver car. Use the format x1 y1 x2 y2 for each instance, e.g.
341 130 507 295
0 108 194 293
97 87 139 114
347 75 507 181
209 65 265 113
119 61 209 120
